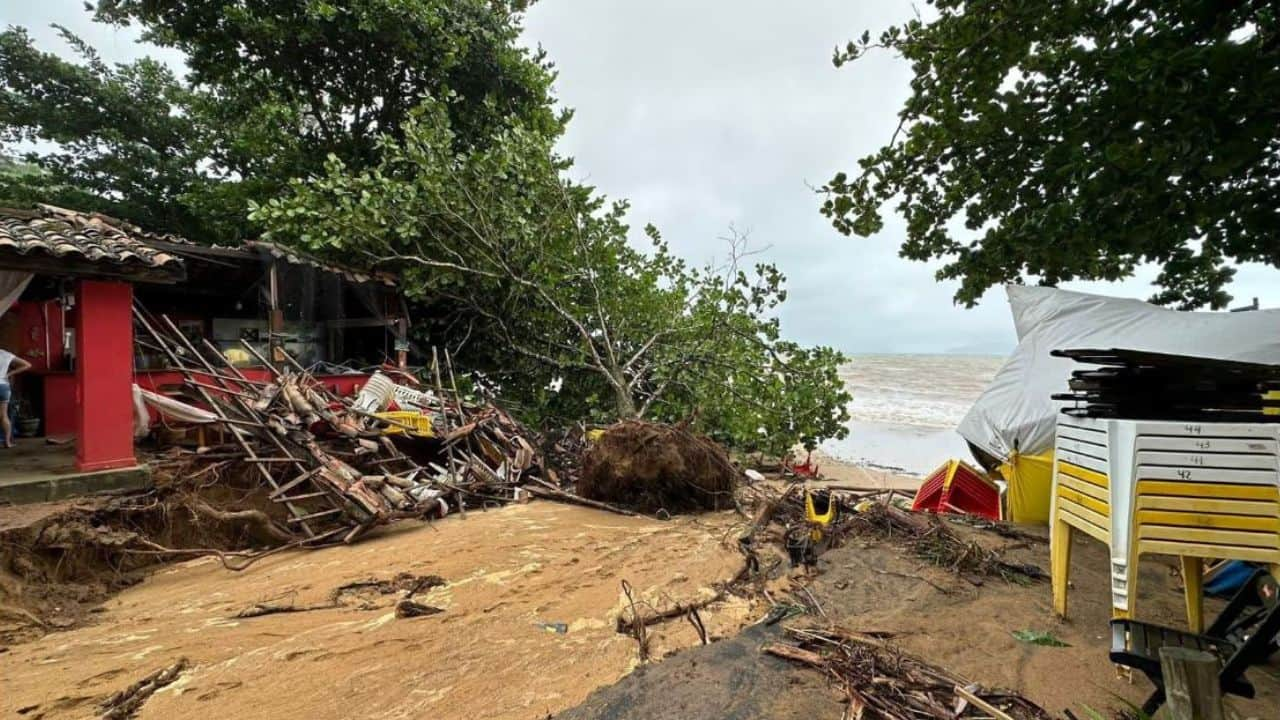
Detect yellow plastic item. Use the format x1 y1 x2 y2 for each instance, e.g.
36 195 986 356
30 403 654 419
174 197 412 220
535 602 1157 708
998 450 1054 525
586 428 606 442
222 347 253 367
374 411 434 437
1132 478 1280 632
804 489 836 527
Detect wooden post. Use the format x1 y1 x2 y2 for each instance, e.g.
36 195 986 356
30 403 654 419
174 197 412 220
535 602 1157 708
1158 647 1224 720
395 317 408 369
431 347 462 517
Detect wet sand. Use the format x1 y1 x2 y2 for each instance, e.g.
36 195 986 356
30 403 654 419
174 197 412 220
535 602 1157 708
555 518 1280 719
805 448 923 491
0 502 753 720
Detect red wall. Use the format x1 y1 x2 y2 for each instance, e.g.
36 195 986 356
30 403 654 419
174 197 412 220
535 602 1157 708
4 299 65 372
43 373 76 437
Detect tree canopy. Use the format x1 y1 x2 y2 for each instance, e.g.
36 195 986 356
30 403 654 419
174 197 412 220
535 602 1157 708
2 0 559 242
821 0 1279 309
252 101 851 453
0 25 214 237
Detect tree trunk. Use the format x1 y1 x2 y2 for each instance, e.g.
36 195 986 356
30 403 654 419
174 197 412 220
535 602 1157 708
608 366 639 419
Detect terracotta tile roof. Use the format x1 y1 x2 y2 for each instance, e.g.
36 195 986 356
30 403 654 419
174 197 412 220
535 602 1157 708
0 204 185 281
0 204 395 288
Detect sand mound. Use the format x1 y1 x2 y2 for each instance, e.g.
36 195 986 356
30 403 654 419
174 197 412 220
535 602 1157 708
578 421 737 513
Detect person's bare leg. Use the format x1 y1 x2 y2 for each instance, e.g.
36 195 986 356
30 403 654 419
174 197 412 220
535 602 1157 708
0 401 10 447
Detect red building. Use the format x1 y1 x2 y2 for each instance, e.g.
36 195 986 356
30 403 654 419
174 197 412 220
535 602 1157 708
0 205 406 495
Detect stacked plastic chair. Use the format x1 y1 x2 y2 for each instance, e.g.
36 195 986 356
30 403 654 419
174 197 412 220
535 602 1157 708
1052 415 1280 631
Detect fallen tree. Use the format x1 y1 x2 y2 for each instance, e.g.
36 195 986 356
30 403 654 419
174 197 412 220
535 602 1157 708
252 99 851 457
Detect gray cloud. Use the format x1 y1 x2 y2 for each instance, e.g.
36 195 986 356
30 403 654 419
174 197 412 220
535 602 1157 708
522 0 1278 354
12 1 1277 355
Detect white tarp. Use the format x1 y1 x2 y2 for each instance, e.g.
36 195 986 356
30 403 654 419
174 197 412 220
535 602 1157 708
957 285 1280 460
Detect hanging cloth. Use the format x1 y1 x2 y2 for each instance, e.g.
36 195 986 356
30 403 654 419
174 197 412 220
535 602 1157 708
0 271 32 318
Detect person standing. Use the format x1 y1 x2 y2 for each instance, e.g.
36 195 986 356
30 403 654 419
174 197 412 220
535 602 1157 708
0 347 32 448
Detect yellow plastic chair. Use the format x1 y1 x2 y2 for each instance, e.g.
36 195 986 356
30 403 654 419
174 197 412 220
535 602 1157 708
1052 415 1280 633
374 410 434 437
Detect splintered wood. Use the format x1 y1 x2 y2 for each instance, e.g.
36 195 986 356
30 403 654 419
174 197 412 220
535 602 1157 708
764 627 1052 720
134 306 548 544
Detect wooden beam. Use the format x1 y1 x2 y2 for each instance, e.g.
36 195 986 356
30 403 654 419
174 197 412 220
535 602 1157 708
325 317 398 329
267 260 284 367
953 684 1015 720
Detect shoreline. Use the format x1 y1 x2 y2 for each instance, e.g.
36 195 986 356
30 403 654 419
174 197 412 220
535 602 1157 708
805 447 923 492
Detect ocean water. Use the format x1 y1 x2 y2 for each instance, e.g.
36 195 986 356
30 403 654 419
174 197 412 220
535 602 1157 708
819 354 1005 475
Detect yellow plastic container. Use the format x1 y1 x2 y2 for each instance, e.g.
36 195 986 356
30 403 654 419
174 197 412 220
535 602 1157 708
998 450 1054 525
374 411 434 437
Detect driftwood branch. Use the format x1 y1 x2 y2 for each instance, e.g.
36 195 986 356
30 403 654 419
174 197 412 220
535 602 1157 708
99 658 189 720
614 591 725 634
524 478 638 517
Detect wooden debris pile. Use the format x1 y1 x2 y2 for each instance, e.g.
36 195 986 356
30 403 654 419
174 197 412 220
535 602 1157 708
764 626 1052 720
843 502 1048 584
543 423 590 488
740 484 1046 584
135 307 549 544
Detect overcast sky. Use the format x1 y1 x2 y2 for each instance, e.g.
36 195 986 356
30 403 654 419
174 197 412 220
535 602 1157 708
10 1 1278 355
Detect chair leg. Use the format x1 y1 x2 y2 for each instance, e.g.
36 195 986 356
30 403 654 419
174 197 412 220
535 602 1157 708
1181 556 1204 633
1051 518 1072 617
1140 687 1166 717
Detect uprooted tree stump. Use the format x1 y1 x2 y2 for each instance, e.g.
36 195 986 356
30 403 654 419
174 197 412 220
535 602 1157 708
578 421 738 514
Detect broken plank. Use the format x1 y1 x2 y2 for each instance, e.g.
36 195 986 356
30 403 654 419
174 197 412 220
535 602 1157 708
273 491 330 503
953 684 1015 720
286 508 344 524
268 468 322 499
